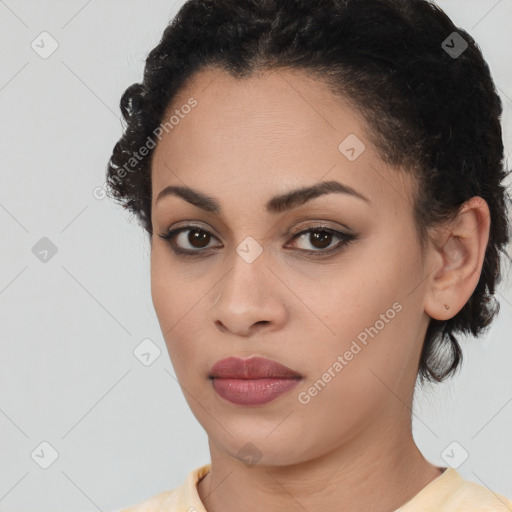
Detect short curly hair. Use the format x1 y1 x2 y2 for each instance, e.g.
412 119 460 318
106 0 511 385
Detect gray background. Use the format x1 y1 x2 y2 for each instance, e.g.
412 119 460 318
0 0 511 511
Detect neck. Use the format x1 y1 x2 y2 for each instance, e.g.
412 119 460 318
197 412 444 512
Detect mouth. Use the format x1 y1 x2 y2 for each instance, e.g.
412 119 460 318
209 356 302 406
209 355 302 379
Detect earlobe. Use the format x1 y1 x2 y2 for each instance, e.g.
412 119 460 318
423 196 491 321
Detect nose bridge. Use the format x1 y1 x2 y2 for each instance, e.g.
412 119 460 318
211 239 286 333
221 238 271 305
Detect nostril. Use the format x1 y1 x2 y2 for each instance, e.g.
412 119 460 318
214 320 227 332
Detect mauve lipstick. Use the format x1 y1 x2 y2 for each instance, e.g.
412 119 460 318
209 356 302 406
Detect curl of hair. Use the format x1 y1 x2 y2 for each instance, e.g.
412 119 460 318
106 0 511 385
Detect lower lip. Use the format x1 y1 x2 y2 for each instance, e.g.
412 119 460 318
211 377 301 406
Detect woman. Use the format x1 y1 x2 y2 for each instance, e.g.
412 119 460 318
107 0 512 510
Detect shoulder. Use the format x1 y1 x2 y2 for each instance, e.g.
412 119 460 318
399 467 512 512
450 473 512 511
112 463 211 512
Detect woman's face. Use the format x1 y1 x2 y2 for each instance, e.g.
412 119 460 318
150 67 432 466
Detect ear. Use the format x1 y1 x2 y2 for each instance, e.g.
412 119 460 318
423 196 491 321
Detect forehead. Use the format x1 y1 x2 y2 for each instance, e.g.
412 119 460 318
150 67 415 217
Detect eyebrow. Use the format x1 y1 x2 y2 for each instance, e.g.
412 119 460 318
155 180 370 214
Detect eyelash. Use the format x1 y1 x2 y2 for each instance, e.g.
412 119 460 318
158 222 357 259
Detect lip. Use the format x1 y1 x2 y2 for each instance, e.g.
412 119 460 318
209 356 302 379
209 356 302 406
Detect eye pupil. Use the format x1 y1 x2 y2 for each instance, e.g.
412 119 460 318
190 229 210 248
311 230 332 249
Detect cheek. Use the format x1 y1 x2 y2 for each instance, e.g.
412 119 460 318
288 254 394 337
293 242 419 379
150 249 211 369
150 248 197 327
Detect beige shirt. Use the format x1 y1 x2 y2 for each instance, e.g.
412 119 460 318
117 463 512 511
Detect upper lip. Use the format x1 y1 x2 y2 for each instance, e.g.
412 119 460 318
209 356 302 379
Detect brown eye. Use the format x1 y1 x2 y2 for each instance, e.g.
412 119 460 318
158 226 221 255
158 223 357 259
289 227 354 254
309 230 333 249
187 229 211 248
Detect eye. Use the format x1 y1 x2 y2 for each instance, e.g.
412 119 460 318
286 224 356 255
158 224 221 257
158 222 357 258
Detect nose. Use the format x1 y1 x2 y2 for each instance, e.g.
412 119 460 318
210 251 288 337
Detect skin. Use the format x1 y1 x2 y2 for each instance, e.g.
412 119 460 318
149 67 490 512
